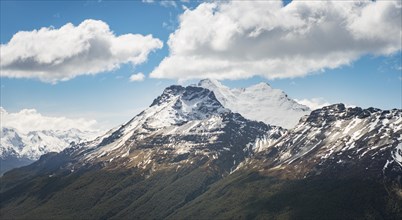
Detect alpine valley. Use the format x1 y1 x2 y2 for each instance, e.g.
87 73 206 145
1 80 401 219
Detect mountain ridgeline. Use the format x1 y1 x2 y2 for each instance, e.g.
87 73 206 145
1 80 401 219
0 127 99 175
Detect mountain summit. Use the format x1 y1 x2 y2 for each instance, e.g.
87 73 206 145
37 84 283 174
197 79 310 129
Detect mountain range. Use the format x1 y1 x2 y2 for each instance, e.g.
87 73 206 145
0 127 98 175
1 80 401 219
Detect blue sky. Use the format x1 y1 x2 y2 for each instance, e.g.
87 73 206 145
1 0 401 129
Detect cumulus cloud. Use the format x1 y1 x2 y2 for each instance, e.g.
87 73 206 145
295 98 331 110
129 72 145 82
0 107 99 133
1 19 163 83
150 0 401 81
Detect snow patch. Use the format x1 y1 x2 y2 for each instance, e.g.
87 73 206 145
392 143 402 167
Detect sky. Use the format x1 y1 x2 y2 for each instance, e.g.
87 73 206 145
1 0 401 132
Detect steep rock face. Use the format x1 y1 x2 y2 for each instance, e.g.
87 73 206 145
198 79 310 129
240 104 402 180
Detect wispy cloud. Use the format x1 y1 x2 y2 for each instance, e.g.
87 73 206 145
160 1 177 8
162 12 177 31
142 0 180 8
1 19 163 83
53 13 60 18
378 55 402 73
295 98 358 110
151 0 401 81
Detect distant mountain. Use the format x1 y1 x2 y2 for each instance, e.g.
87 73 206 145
0 83 401 219
198 79 311 129
0 127 98 174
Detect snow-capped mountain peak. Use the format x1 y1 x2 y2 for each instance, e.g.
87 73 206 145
197 79 311 129
52 84 282 173
142 85 230 129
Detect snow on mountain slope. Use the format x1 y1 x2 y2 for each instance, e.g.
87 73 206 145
197 79 311 129
0 127 24 158
392 143 402 167
1 127 99 160
53 85 284 174
239 104 402 179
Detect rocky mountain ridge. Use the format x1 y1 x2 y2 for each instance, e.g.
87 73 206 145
238 104 402 180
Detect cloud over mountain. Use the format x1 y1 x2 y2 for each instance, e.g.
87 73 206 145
1 19 163 83
150 0 401 81
0 107 99 133
295 98 331 110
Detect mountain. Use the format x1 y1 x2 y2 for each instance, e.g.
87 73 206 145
0 84 401 219
240 104 402 179
169 104 402 219
0 127 98 175
0 84 285 219
33 85 283 173
198 79 311 129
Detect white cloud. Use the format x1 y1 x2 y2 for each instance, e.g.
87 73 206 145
160 1 177 8
0 107 99 133
129 72 145 82
1 19 163 83
150 0 401 81
295 98 331 110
